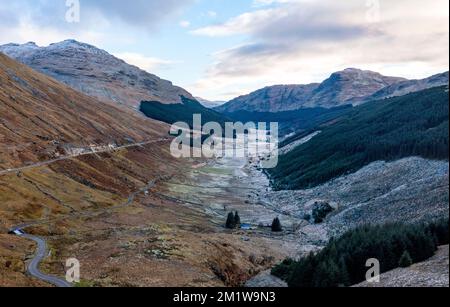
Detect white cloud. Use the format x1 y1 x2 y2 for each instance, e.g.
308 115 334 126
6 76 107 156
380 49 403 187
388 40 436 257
191 8 281 37
189 0 449 101
114 52 176 72
179 20 191 28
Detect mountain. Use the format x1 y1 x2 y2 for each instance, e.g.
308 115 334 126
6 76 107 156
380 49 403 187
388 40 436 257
195 97 225 108
216 84 319 113
216 68 405 113
0 54 286 288
0 52 167 168
0 40 194 109
268 86 449 190
354 71 449 104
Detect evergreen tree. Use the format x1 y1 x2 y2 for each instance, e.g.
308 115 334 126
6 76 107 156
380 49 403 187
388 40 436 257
226 212 236 229
272 217 283 232
399 251 413 268
234 211 241 228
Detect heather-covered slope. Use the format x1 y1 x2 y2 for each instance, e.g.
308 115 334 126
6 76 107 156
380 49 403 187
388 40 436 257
0 52 169 169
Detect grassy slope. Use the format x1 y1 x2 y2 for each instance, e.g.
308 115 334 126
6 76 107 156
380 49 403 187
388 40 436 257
268 86 449 190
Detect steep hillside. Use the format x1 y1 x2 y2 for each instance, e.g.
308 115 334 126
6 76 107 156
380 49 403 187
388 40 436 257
217 83 320 113
0 40 194 108
216 68 405 113
268 86 449 190
266 157 449 241
355 245 449 288
0 53 168 169
355 71 449 104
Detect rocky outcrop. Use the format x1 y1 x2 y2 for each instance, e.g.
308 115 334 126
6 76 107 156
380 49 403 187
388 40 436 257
265 157 449 242
0 40 194 109
245 270 287 288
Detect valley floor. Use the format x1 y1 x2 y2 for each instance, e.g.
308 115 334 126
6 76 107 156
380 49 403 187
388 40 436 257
1 140 448 287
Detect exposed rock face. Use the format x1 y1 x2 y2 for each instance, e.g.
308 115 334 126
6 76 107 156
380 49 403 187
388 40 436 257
216 68 405 112
245 270 288 288
265 157 449 242
0 40 194 109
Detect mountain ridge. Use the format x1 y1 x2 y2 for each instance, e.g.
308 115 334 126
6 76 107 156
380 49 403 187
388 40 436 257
0 40 194 109
217 69 448 113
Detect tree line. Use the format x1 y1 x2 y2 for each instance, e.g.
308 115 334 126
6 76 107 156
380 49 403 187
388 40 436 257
272 218 449 287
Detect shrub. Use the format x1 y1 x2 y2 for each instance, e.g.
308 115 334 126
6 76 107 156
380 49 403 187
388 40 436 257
234 211 241 228
226 212 236 229
272 217 283 232
312 202 334 224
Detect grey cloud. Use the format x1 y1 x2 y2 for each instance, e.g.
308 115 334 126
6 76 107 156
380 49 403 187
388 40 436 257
83 0 193 29
202 0 447 80
254 5 369 43
0 0 192 31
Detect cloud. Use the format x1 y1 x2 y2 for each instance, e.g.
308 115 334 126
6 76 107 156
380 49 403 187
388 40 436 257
114 52 176 72
81 0 193 29
189 0 449 101
0 0 193 46
179 20 191 28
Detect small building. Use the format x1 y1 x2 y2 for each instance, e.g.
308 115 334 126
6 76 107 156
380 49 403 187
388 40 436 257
8 229 24 236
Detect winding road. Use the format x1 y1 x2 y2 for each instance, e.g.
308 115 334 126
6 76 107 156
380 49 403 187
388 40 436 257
5 138 168 287
0 138 169 177
20 233 73 287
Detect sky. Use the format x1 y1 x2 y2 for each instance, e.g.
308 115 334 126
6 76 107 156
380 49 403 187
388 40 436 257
0 0 448 101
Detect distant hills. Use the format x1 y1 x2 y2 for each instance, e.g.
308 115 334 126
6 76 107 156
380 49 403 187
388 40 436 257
195 97 225 108
0 40 194 109
216 69 448 113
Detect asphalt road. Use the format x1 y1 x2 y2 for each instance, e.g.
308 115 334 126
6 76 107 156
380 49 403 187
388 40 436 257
4 138 168 287
10 179 159 287
0 138 168 177
20 233 73 287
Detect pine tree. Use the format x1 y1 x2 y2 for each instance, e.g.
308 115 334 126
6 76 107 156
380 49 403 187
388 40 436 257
272 217 283 232
234 211 241 228
399 251 413 268
226 212 236 229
